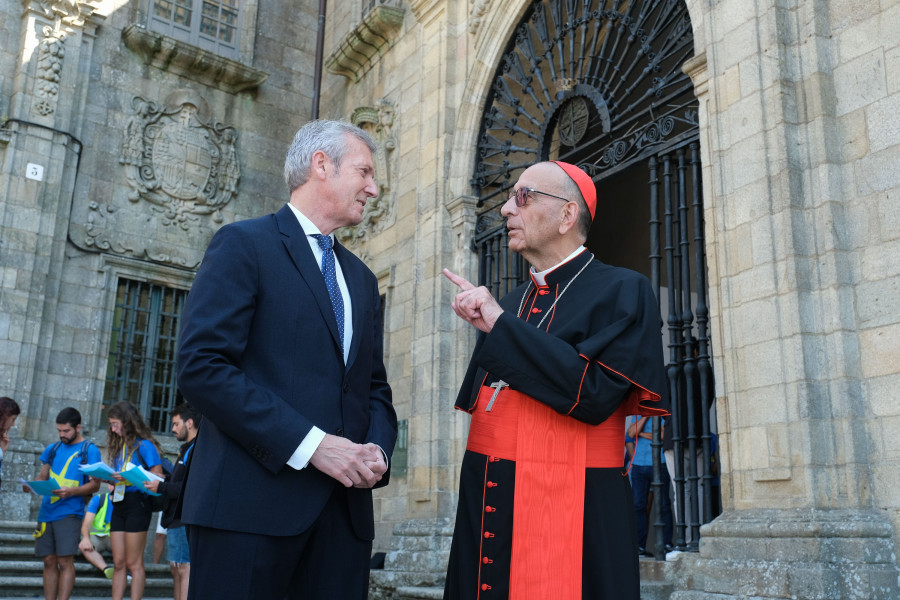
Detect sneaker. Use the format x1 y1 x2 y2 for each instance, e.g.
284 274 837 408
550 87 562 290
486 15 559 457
103 567 114 580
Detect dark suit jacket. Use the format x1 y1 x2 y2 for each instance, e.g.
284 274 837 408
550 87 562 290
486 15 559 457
177 204 396 540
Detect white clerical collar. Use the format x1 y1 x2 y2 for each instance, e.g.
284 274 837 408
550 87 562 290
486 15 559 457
530 246 587 287
286 203 330 241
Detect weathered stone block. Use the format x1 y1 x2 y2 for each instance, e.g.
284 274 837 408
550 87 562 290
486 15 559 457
786 563 842 599
887 44 900 94
866 92 900 153
859 321 900 378
834 49 887 117
859 239 900 283
856 278 900 329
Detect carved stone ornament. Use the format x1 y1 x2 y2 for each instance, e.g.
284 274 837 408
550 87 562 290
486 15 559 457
119 90 239 225
325 5 405 83
23 0 101 27
70 90 240 269
121 24 269 95
31 24 66 117
468 0 491 35
336 99 397 247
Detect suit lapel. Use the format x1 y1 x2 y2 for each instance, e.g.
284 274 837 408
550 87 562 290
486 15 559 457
275 206 343 354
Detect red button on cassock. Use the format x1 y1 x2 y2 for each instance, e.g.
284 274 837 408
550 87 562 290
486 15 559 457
487 481 497 488
485 505 496 513
481 584 492 591
484 531 495 538
482 557 493 564
531 307 541 313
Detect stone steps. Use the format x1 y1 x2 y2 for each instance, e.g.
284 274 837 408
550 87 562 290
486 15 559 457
395 585 444 599
0 574 174 598
640 554 675 600
0 520 172 598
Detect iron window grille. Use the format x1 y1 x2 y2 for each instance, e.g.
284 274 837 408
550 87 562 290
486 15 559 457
103 278 186 434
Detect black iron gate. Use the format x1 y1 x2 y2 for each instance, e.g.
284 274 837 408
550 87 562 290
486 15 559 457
470 0 718 556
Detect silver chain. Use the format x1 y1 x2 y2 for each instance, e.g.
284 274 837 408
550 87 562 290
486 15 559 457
516 253 594 329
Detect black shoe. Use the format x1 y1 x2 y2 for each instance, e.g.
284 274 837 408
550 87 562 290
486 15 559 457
638 547 654 558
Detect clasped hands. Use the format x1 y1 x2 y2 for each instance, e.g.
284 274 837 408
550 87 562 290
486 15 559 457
310 434 387 489
443 269 504 333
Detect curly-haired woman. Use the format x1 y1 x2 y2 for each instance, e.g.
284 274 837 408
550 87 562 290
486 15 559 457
106 402 163 600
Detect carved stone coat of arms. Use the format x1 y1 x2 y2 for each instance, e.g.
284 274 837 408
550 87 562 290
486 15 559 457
120 92 239 225
70 90 240 268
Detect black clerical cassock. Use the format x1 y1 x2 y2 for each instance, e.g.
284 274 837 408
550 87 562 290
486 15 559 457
444 248 668 600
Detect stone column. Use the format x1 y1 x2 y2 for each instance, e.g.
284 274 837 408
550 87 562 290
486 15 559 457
0 0 104 519
0 0 105 440
672 1 900 597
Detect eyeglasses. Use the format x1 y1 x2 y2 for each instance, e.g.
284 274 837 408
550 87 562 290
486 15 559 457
508 187 569 207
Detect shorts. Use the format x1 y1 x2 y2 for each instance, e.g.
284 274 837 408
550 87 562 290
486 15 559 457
35 515 81 557
110 491 153 533
166 525 190 564
89 534 111 555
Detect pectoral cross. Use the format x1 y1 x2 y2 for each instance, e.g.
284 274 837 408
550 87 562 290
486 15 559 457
485 380 508 412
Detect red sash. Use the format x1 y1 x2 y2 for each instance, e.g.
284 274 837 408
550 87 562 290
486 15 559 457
467 386 644 600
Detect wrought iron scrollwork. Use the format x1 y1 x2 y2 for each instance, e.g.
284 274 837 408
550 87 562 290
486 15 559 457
471 0 696 211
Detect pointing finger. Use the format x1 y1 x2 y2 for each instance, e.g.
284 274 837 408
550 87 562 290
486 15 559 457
443 268 475 291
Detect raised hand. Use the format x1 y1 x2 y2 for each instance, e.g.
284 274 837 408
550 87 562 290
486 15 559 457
443 268 503 333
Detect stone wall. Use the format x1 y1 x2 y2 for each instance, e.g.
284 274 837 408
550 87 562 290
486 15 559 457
676 0 900 595
688 0 900 531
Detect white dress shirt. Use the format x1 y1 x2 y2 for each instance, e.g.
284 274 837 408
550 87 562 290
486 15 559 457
285 204 353 470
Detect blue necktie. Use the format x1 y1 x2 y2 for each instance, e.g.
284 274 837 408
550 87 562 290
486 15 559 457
312 234 344 353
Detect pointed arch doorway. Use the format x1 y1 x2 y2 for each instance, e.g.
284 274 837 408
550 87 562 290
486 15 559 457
470 0 719 551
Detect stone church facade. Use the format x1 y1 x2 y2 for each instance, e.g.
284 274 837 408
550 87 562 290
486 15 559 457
2 0 899 598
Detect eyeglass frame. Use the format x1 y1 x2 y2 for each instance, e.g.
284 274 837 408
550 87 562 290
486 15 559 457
508 187 570 207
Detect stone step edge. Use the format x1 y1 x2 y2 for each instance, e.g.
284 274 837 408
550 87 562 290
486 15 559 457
396 586 444 600
0 522 35 529
0 575 173 587
0 561 170 573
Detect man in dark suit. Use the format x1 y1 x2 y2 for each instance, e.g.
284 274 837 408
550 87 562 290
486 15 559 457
176 119 397 600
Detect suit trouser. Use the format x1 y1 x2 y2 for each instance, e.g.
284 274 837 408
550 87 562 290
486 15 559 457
187 486 372 600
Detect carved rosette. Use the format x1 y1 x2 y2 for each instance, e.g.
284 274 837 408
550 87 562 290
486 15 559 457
337 99 398 247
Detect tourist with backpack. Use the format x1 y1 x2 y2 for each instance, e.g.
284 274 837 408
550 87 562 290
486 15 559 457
28 407 102 600
106 401 164 600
